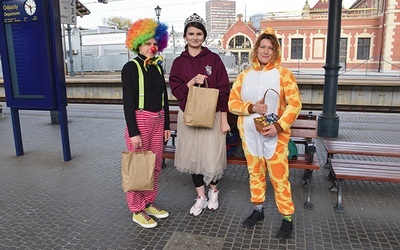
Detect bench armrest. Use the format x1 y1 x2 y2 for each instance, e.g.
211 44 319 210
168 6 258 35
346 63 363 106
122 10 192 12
305 142 316 163
307 142 316 154
291 139 316 163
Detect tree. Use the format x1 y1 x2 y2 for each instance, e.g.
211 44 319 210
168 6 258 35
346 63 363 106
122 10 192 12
106 17 132 30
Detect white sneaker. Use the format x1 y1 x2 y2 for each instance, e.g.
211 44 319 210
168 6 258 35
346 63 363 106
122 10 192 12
207 190 219 211
190 196 208 216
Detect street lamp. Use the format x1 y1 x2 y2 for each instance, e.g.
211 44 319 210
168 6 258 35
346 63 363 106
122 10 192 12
155 5 161 22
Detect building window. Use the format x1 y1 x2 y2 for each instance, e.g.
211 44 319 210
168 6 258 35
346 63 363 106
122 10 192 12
236 36 244 48
339 38 348 69
357 38 370 60
313 38 325 58
228 35 251 49
291 38 303 59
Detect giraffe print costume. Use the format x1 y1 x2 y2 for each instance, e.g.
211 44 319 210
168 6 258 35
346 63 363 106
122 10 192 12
228 43 302 216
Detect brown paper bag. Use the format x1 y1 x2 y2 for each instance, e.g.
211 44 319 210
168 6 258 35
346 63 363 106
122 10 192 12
184 80 219 128
121 150 155 192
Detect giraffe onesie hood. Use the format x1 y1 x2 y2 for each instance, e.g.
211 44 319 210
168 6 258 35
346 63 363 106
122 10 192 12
228 28 302 215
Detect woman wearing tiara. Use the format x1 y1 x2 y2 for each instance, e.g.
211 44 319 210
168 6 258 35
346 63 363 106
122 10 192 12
169 13 231 216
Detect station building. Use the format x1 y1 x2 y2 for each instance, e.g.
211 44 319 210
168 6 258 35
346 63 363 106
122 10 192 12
222 0 400 73
2 0 397 75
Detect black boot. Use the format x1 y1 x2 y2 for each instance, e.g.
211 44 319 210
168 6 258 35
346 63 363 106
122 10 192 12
242 208 264 228
276 219 293 240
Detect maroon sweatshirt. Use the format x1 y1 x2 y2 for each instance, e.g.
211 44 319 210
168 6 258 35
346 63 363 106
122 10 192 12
169 47 230 112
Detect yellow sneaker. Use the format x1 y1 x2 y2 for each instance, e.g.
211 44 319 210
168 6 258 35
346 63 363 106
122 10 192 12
132 211 157 228
144 204 169 219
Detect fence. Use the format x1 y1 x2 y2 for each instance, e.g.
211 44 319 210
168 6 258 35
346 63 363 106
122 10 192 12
61 52 236 76
1 54 399 77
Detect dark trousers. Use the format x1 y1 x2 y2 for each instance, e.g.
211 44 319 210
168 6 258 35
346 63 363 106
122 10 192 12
191 174 219 188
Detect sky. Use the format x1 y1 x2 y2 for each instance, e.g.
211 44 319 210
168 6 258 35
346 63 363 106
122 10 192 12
77 0 356 31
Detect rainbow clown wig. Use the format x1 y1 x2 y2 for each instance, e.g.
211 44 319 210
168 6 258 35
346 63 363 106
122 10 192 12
125 18 168 54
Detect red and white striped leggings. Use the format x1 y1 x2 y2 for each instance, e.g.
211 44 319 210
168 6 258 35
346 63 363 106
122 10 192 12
124 110 164 212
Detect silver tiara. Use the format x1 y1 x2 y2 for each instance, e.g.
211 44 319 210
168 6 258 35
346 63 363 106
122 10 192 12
184 13 206 28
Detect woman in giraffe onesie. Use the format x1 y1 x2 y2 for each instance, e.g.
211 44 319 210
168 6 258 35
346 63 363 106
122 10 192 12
228 27 302 240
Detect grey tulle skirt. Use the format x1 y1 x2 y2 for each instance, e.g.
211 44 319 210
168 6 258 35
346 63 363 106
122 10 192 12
174 110 227 185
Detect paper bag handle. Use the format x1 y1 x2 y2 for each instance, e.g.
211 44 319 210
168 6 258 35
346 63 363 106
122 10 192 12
195 79 209 88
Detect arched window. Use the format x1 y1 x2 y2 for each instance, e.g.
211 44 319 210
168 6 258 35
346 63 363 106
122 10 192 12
228 35 252 49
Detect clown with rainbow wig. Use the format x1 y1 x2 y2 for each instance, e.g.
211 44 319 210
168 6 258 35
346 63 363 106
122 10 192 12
121 18 171 229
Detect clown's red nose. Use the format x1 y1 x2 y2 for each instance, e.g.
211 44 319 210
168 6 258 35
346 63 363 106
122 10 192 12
150 46 157 53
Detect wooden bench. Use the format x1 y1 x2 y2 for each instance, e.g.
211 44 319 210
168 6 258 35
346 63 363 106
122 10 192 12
163 109 320 209
324 141 400 164
324 141 400 212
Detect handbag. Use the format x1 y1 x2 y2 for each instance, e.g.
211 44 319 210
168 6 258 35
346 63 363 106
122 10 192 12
288 139 298 160
121 150 155 192
184 79 219 128
253 88 280 132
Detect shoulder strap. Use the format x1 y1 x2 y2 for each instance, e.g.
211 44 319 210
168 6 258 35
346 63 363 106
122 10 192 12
132 59 145 109
132 59 164 109
155 65 164 107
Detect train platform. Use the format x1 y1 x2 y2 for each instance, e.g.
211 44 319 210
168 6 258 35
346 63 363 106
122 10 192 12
0 103 399 250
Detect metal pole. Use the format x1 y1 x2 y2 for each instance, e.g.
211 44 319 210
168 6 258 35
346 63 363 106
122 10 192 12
80 31 84 77
317 0 342 137
66 24 75 77
298 58 300 75
172 25 176 54
10 108 24 156
62 24 68 75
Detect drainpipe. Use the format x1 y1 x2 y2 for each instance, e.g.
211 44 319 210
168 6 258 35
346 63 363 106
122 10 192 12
378 0 387 72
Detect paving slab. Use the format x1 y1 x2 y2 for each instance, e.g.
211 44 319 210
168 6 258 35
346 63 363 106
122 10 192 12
0 103 399 250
